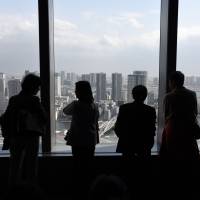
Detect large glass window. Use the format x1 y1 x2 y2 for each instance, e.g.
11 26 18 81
53 0 160 152
177 0 200 147
0 0 39 150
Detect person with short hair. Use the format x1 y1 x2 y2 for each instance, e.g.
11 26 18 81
114 85 156 157
2 73 46 184
160 71 200 160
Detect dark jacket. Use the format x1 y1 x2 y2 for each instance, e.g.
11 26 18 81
1 91 46 139
114 101 156 155
164 86 197 123
160 87 200 159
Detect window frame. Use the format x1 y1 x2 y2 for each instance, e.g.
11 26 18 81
38 0 179 153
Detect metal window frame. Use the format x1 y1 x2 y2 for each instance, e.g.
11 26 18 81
38 0 55 152
38 0 179 153
157 0 179 148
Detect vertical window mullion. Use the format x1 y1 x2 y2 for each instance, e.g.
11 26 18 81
38 0 55 153
158 0 179 148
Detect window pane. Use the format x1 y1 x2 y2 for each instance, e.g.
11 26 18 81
177 0 200 148
0 0 39 151
54 0 160 153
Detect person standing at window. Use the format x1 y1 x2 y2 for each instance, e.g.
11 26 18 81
160 71 200 160
114 85 156 158
3 74 46 185
63 81 99 198
63 81 99 158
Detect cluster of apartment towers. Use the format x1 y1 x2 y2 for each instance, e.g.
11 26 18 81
0 70 148 114
55 71 148 103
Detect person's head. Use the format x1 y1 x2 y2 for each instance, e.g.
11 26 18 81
88 174 129 200
75 81 94 103
132 85 147 103
169 71 184 90
21 74 41 95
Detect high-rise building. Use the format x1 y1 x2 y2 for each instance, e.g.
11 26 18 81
25 70 30 76
185 76 195 87
127 71 147 102
81 74 90 82
147 91 155 106
133 71 147 86
127 75 134 102
55 73 61 97
8 78 21 98
0 73 7 114
66 72 78 87
112 73 122 102
81 73 96 88
96 73 106 102
0 73 6 97
60 71 65 86
70 73 78 85
90 73 96 88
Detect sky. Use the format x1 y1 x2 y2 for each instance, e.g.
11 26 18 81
0 0 200 77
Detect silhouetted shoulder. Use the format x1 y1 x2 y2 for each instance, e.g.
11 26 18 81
8 95 18 103
184 87 195 93
119 103 133 110
184 87 196 97
6 95 19 109
143 104 156 112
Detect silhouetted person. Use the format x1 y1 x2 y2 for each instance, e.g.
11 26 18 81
160 71 200 160
114 85 156 158
63 81 99 157
88 174 129 200
2 74 46 185
63 81 99 199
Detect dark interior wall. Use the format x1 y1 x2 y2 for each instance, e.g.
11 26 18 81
1 156 200 199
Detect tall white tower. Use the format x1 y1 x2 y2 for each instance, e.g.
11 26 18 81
55 73 61 97
0 73 7 114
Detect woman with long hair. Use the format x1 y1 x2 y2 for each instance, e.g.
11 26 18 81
63 81 99 157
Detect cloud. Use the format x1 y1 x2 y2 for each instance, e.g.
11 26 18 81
54 17 160 53
98 34 122 48
81 11 96 20
108 12 144 29
0 14 36 39
0 13 160 75
54 19 97 49
0 13 160 53
137 30 160 48
55 19 77 33
178 26 200 41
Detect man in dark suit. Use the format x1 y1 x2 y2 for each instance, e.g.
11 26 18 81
160 71 200 159
164 71 197 122
114 85 156 157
